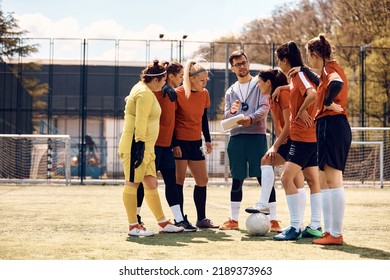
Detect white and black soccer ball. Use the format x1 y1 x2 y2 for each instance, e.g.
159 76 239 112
246 213 270 236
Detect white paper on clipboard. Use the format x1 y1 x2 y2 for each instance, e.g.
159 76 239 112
221 114 245 132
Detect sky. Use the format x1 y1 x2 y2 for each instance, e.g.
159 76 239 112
1 0 296 61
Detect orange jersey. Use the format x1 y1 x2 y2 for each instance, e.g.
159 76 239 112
289 72 317 142
154 90 177 147
269 89 290 136
174 86 210 141
316 60 348 120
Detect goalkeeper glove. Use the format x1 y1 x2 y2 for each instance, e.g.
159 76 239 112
162 84 177 102
131 141 145 169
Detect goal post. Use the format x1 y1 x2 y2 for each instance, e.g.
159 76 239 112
346 141 384 188
0 134 71 185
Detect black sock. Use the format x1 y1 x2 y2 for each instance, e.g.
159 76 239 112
231 179 243 202
176 183 184 214
161 168 179 207
193 185 206 221
268 187 276 203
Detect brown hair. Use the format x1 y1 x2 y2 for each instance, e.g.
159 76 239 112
258 69 288 94
141 60 166 83
275 41 304 67
164 60 183 76
228 50 248 66
306 34 334 63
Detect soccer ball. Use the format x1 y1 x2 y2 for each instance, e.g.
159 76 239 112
246 213 270 236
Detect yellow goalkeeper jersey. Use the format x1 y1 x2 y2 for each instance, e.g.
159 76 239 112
118 81 161 154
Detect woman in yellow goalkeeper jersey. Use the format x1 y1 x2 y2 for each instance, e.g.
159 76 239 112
118 60 184 237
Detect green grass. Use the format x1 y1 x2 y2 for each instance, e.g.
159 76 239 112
0 184 389 260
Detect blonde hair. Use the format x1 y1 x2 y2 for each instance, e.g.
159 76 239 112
183 59 208 98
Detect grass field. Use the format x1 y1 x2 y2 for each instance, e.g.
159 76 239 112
0 183 389 260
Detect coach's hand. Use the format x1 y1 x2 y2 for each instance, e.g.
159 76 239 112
230 100 240 114
132 141 145 168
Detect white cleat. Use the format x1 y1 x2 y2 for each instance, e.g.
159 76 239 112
245 203 270 215
128 224 154 237
158 220 184 233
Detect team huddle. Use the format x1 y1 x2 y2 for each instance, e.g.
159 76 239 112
118 33 352 246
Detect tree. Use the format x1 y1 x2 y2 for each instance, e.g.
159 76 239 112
192 0 389 126
0 7 48 110
365 38 390 126
327 0 390 126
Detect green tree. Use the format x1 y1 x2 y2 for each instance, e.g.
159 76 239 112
193 0 390 126
365 38 390 126
0 7 48 109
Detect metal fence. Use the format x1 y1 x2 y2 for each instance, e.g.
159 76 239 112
1 38 389 185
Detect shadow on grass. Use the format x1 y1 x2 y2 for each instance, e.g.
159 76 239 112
316 243 390 260
241 231 390 260
125 228 234 246
295 237 390 260
126 228 390 259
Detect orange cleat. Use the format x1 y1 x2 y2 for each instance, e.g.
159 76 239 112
270 220 282 232
219 218 239 230
313 233 343 245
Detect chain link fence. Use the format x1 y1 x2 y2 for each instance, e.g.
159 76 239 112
1 38 389 185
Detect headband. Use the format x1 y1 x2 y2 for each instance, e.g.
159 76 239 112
144 70 167 77
189 69 207 77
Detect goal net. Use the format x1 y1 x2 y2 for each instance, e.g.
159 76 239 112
345 127 390 188
271 127 389 188
0 134 71 185
344 141 384 187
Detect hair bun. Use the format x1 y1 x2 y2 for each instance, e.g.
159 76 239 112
319 34 326 44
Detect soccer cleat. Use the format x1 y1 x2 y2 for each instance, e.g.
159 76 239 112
158 220 184 233
273 226 302 241
174 215 197 232
128 224 154 237
219 218 239 230
277 224 305 233
312 233 343 245
245 203 270 215
302 226 323 238
270 220 282 232
196 218 219 229
277 225 290 233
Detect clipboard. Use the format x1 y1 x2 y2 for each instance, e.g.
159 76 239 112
221 114 245 132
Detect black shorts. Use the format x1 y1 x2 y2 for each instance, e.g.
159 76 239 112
278 138 292 160
316 114 352 171
174 139 205 161
155 145 175 170
286 140 317 169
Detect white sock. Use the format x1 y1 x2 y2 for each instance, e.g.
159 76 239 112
330 187 345 237
137 207 141 215
170 204 184 222
286 193 300 231
309 193 322 229
269 202 277 221
260 165 274 207
321 189 331 233
297 188 306 229
231 201 241 221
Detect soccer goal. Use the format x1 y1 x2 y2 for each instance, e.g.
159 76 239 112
0 134 71 185
344 141 384 187
346 127 390 188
